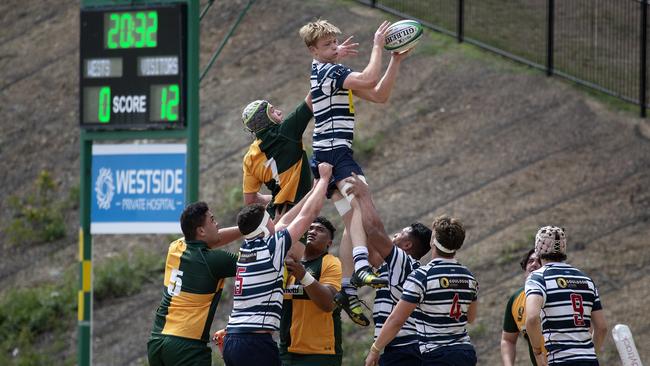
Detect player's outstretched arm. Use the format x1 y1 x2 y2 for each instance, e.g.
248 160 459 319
207 226 243 249
243 192 271 206
354 50 409 103
284 164 332 258
342 21 390 91
276 181 315 229
344 173 392 261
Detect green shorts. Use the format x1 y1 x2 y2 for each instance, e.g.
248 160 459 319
147 334 211 366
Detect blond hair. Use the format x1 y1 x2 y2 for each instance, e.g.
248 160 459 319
299 19 341 47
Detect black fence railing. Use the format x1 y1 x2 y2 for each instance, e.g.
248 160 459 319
358 0 648 117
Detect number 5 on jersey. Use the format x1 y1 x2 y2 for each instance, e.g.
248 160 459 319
167 268 183 296
234 267 246 296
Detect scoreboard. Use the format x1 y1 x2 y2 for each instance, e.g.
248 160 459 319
80 3 187 130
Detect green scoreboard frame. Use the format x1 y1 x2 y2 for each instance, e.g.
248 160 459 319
80 3 187 129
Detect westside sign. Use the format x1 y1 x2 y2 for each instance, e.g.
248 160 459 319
91 144 186 234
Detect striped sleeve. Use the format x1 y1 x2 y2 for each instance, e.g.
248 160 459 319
592 284 602 311
384 246 414 287
525 270 546 305
270 229 291 272
318 64 351 95
401 267 427 304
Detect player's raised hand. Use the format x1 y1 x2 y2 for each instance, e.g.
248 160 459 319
344 172 369 198
285 257 306 280
317 162 333 180
373 21 391 47
392 47 412 60
337 36 359 60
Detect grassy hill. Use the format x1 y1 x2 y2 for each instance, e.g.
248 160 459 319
1 0 649 365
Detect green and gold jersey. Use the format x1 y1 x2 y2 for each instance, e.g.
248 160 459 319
242 101 313 215
150 238 237 342
503 287 545 365
279 253 342 356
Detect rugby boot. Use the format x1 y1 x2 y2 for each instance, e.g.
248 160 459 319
351 266 388 289
333 290 370 327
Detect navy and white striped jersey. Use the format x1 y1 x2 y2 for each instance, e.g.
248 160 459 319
226 229 291 333
525 262 602 365
373 246 420 347
401 258 478 355
310 59 355 153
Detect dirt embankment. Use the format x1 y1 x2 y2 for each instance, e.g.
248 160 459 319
1 0 649 365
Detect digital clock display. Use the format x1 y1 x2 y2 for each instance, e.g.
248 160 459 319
80 3 186 130
104 11 157 49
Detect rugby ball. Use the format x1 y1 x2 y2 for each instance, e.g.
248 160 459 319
384 20 423 54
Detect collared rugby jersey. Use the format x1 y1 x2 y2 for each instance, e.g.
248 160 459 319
226 229 292 333
503 287 544 365
373 246 420 347
279 253 342 356
150 239 237 342
401 258 478 355
242 101 313 212
310 59 355 153
525 262 602 365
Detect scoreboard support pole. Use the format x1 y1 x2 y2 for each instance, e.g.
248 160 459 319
78 138 92 366
77 1 199 366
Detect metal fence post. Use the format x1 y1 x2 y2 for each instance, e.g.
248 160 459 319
547 0 554 76
641 0 647 118
457 0 464 42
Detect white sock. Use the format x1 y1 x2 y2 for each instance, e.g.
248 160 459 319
352 246 370 272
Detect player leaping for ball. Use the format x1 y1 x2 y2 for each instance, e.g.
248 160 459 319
299 19 411 326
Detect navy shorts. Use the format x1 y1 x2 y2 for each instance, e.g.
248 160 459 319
222 333 281 366
310 148 364 197
421 345 477 366
380 343 422 366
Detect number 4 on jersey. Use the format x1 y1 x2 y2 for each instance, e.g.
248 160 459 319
450 293 462 321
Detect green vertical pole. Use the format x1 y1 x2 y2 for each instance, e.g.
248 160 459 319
187 0 199 202
78 132 93 366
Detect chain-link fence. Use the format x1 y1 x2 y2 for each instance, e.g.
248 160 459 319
358 0 649 117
